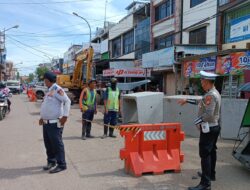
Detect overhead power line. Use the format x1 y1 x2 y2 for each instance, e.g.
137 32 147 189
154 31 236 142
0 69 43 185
6 35 54 59
7 38 50 60
8 33 94 37
0 0 92 5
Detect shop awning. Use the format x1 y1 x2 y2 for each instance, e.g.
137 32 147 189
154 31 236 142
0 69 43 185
117 79 151 91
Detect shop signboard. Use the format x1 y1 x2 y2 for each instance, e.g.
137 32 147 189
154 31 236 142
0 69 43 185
103 69 114 77
230 14 250 43
103 68 151 78
183 56 216 77
184 52 250 77
216 51 250 75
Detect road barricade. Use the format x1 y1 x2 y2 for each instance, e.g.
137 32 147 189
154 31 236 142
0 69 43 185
29 89 37 102
119 123 185 177
27 88 32 99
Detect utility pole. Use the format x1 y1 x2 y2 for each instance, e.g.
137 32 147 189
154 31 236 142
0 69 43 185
0 25 19 81
104 0 108 29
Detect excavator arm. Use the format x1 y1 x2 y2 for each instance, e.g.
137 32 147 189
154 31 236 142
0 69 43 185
57 46 94 89
72 46 94 88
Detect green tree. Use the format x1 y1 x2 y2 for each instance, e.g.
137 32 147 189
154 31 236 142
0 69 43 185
36 67 49 81
28 73 34 82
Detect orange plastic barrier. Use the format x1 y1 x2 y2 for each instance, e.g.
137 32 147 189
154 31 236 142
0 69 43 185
27 88 32 98
29 90 37 102
119 123 185 177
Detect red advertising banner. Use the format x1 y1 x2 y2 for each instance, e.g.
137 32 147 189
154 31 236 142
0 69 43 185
216 51 250 75
103 68 151 78
183 51 250 77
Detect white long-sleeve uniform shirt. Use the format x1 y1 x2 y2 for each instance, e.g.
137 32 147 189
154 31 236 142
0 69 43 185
40 83 71 120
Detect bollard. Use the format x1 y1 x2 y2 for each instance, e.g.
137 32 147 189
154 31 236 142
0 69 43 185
119 123 185 177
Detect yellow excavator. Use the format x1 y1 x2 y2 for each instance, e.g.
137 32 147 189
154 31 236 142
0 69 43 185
56 46 94 103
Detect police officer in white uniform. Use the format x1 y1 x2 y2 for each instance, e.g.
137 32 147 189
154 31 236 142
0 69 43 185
39 72 71 174
179 71 221 190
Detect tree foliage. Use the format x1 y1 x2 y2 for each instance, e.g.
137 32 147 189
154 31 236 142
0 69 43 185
28 73 34 82
36 67 49 81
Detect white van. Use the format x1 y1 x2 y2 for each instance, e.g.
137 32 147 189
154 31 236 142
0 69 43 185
6 80 21 94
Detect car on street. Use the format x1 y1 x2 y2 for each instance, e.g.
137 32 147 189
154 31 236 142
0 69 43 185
33 82 48 99
6 80 21 94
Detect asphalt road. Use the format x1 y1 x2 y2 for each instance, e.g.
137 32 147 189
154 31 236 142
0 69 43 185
0 94 249 190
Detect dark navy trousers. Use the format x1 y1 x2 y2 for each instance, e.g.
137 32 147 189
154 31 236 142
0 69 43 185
104 111 118 135
43 123 66 168
199 125 221 186
82 109 95 136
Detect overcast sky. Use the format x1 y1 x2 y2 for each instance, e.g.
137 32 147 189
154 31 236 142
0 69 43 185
1 0 132 75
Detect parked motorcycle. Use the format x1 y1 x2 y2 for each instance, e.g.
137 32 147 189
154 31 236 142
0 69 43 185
0 92 9 120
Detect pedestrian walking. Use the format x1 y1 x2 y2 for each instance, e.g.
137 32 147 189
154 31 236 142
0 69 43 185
102 78 121 139
39 71 71 174
178 71 221 190
79 79 97 140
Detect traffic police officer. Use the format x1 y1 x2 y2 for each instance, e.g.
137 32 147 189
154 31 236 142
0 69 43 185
79 79 97 140
102 78 121 138
178 71 221 190
39 71 71 174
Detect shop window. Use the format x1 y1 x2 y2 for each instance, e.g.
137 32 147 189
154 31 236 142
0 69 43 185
112 37 121 58
123 30 134 55
190 0 206 8
189 27 207 44
154 35 174 50
155 0 175 22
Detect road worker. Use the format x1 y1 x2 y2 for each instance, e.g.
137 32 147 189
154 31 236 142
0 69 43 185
79 79 97 140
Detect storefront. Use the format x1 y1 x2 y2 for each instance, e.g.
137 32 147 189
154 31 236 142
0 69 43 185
142 45 217 95
181 50 250 98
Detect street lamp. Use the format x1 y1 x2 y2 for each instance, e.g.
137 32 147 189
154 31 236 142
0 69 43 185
3 25 19 33
72 12 92 46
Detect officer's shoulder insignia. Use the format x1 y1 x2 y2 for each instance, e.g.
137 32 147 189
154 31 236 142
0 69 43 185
57 89 64 96
205 95 212 105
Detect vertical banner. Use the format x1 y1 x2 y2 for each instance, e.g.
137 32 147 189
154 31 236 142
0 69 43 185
216 55 232 74
183 60 199 77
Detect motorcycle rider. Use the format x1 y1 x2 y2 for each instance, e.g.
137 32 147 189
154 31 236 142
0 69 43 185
0 82 11 112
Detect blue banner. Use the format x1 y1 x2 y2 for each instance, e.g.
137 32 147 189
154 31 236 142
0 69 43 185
196 56 217 71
